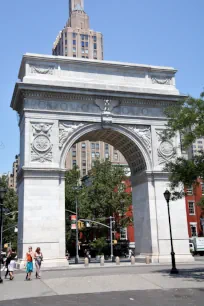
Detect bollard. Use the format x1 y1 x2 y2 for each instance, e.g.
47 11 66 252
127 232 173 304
131 256 135 265
115 256 120 265
84 257 89 267
100 256 104 266
145 256 151 264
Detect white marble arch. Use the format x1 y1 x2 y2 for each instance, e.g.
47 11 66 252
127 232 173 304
11 54 193 266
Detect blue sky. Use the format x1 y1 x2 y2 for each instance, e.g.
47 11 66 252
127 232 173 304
0 0 203 173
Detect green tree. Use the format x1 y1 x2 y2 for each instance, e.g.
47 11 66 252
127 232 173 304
65 166 81 250
163 92 204 205
65 160 132 245
79 159 132 235
0 176 18 249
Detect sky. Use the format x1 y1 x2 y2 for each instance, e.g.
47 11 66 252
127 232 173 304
0 0 203 173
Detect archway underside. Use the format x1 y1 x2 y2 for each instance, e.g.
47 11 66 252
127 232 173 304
75 128 146 174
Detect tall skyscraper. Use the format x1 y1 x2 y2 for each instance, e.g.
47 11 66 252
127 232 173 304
53 1 128 176
52 0 103 60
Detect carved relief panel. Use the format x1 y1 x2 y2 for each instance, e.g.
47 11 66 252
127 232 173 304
30 123 53 162
156 130 175 165
59 122 85 149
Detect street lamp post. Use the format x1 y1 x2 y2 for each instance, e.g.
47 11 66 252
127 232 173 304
0 187 7 284
163 189 179 274
109 216 115 262
73 185 82 264
75 194 79 264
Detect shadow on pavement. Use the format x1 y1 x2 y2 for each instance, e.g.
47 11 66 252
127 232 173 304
153 267 204 282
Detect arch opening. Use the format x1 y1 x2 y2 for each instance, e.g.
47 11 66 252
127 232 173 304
61 124 152 175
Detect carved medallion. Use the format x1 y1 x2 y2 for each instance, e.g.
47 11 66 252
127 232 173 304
33 135 51 152
158 141 175 164
31 123 53 162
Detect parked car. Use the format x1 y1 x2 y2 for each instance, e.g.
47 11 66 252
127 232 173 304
190 237 204 256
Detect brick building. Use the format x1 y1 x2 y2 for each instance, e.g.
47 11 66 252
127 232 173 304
185 180 204 237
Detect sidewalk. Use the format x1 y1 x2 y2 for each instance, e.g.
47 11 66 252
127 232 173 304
1 264 204 301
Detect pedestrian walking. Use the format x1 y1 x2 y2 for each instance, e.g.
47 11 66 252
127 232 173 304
4 249 12 279
34 247 43 279
7 249 17 280
25 246 34 281
128 249 133 259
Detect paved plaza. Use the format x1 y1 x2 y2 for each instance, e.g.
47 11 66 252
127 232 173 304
1 264 204 304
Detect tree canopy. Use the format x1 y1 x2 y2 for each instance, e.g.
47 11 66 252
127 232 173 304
163 92 204 204
0 176 18 249
65 159 132 245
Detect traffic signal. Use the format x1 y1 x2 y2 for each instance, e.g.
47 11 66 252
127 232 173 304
78 221 84 230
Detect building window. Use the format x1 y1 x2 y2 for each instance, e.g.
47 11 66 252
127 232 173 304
94 43 97 50
81 34 85 40
85 35 88 40
82 169 86 176
188 201 195 215
85 42 88 47
73 54 76 57
65 32 67 37
72 151 76 157
120 228 127 240
85 49 88 54
186 186 193 195
81 152 86 158
73 47 76 52
81 48 85 53
73 40 76 46
82 143 86 149
81 41 85 47
198 145 203 149
201 183 204 195
96 152 100 158
93 50 97 57
72 144 76 149
72 160 77 166
105 144 109 150
93 36 97 42
190 223 197 237
82 160 86 167
105 153 109 159
91 143 95 150
73 33 76 38
197 141 202 144
96 143 99 150
92 152 95 158
65 40 67 45
114 153 118 160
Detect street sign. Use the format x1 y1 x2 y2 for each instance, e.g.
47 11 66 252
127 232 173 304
71 224 76 230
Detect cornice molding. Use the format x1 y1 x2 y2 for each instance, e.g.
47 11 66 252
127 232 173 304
19 89 178 107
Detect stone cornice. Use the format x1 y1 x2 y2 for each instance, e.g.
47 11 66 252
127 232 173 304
20 53 178 78
11 83 185 112
17 167 66 184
